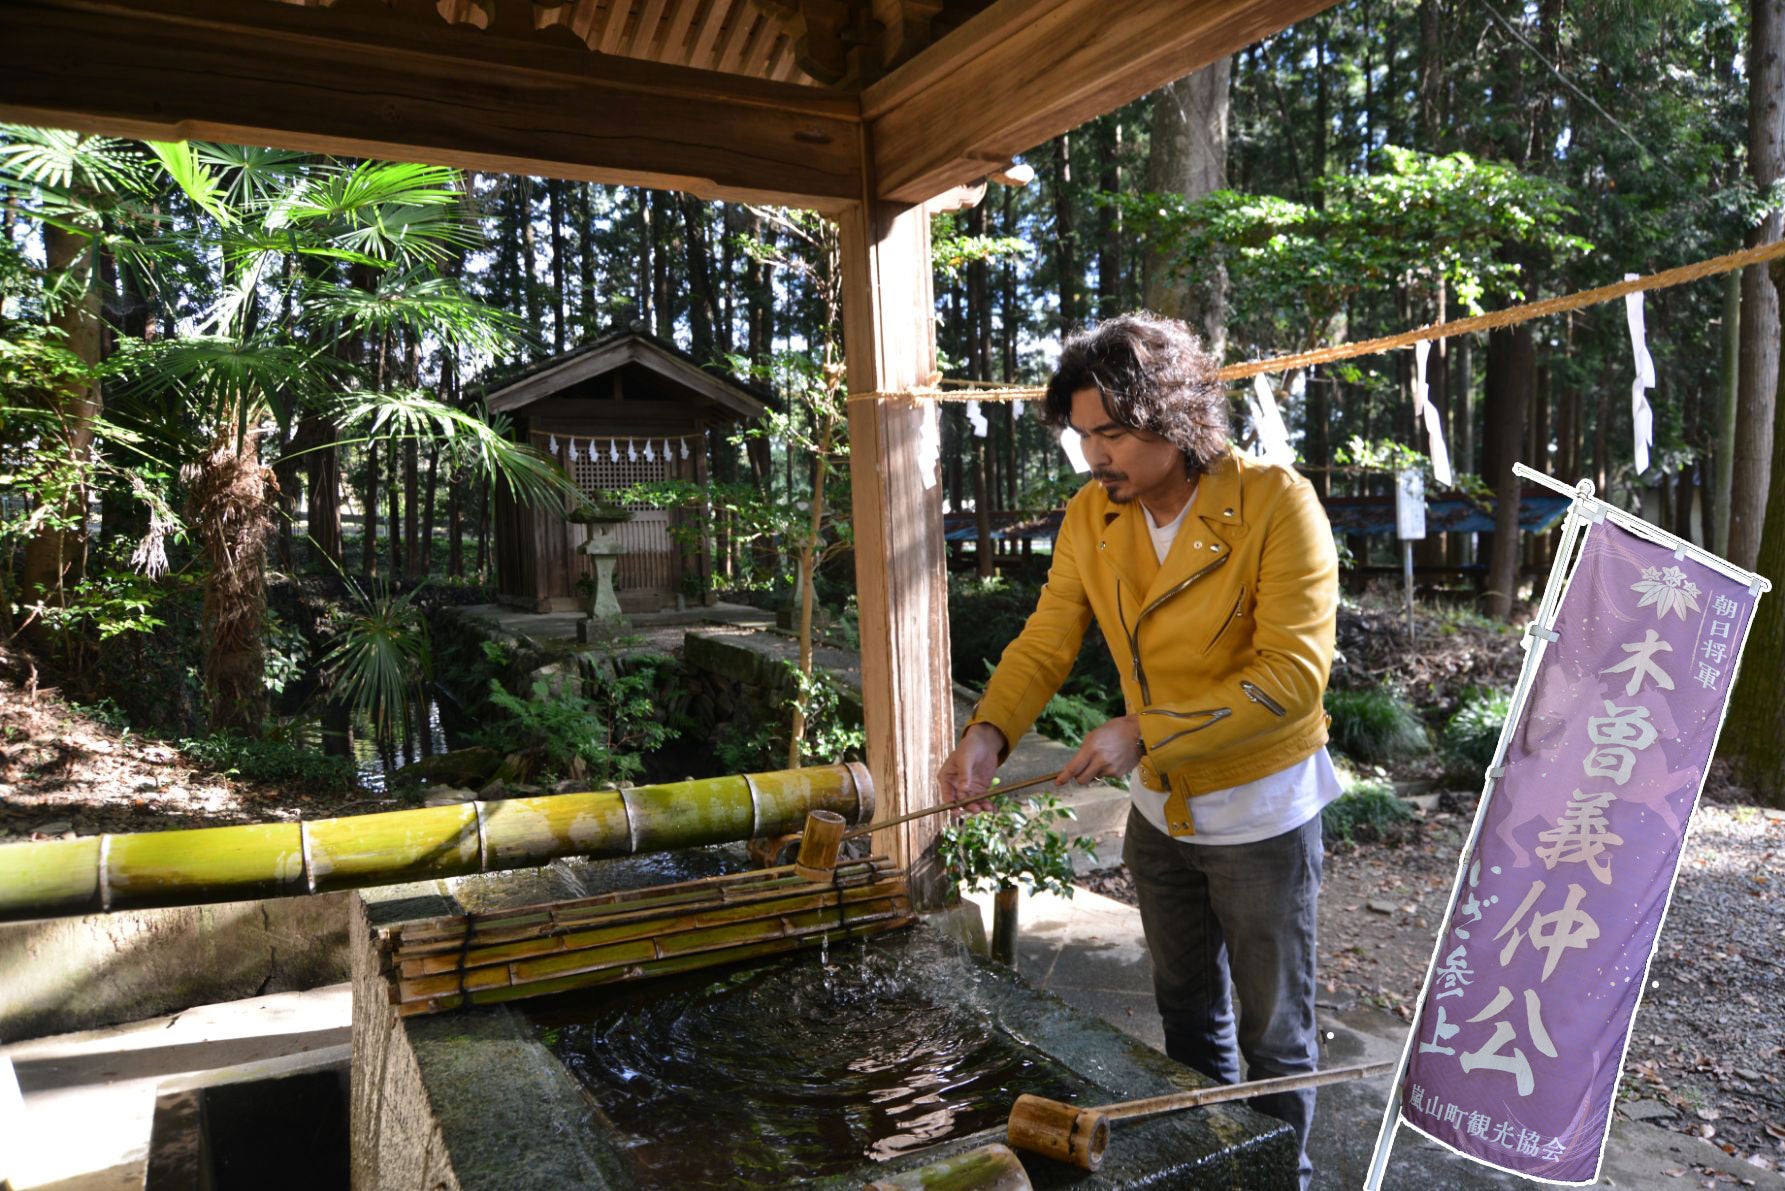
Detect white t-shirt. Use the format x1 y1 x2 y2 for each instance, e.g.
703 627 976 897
1128 496 1343 846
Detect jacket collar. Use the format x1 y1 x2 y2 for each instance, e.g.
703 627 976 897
1097 447 1245 607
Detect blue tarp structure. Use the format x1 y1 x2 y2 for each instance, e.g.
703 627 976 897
941 511 1062 543
1321 488 1572 538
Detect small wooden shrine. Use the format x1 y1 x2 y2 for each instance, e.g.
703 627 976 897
483 330 767 613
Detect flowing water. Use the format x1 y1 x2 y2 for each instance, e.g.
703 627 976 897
531 933 1096 1185
293 695 457 793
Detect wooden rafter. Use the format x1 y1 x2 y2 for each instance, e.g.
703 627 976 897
714 4 759 75
630 0 675 55
686 0 734 70
735 7 783 76
262 0 825 84
768 33 800 80
600 0 640 54
657 0 706 66
0 0 863 206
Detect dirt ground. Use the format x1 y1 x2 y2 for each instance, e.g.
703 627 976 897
1082 777 1785 1177
0 652 398 842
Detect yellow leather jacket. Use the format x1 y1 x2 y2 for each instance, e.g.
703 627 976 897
966 446 1339 837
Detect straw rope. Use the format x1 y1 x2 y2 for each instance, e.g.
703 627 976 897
847 238 1785 403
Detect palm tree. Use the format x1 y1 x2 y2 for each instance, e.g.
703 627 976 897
102 144 570 732
0 127 151 617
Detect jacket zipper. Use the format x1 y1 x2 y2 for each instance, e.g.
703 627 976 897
1202 585 1246 654
1241 680 1288 717
1142 706 1233 751
1114 552 1230 705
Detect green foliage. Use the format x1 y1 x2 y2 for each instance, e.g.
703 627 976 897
1324 684 1431 765
333 388 572 510
1021 471 1091 512
1334 436 1491 498
786 663 865 766
712 663 863 774
73 697 132 733
930 211 1031 280
1442 686 1513 785
1321 779 1416 848
34 566 167 643
320 580 431 745
179 729 356 790
477 656 676 787
1035 690 1108 749
712 721 776 777
260 609 308 697
1123 148 1590 350
949 575 1125 723
938 791 1098 897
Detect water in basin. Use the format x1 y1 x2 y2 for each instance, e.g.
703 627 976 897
530 932 1096 1185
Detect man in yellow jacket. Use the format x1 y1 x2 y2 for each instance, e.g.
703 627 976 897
938 313 1340 1189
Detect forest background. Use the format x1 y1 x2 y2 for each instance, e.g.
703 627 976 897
4 0 1785 806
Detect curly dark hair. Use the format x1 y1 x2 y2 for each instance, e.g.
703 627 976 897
1043 312 1231 477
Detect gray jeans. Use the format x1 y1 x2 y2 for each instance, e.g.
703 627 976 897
1122 805 1324 1190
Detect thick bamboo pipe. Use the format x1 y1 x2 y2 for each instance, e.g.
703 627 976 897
1008 1061 1395 1171
0 762 873 922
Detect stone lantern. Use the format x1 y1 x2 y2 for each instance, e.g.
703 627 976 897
570 500 633 622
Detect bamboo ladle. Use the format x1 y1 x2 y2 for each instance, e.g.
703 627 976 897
841 769 1066 842
1007 1061 1395 1171
782 771 1064 879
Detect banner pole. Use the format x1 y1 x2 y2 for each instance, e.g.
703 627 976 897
1361 470 1596 1190
1512 463 1772 594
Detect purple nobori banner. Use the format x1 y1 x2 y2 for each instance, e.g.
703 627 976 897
1399 518 1759 1184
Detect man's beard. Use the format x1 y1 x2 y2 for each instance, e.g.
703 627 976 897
1092 470 1135 503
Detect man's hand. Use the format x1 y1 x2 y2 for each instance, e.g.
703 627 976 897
1059 714 1143 785
938 722 1007 814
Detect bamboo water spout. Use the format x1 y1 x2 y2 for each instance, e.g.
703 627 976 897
0 762 873 922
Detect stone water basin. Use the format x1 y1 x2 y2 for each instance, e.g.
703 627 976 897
350 847 1298 1189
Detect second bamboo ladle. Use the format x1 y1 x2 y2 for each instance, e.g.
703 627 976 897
1007 1062 1394 1171
841 769 1066 841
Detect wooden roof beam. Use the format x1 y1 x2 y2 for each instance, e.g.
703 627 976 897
862 0 1338 204
0 0 865 208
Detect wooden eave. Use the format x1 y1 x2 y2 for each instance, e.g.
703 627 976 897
860 0 1344 203
0 0 863 207
0 0 1336 208
484 336 769 421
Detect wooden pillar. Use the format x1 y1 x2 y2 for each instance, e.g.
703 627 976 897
839 199 954 908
